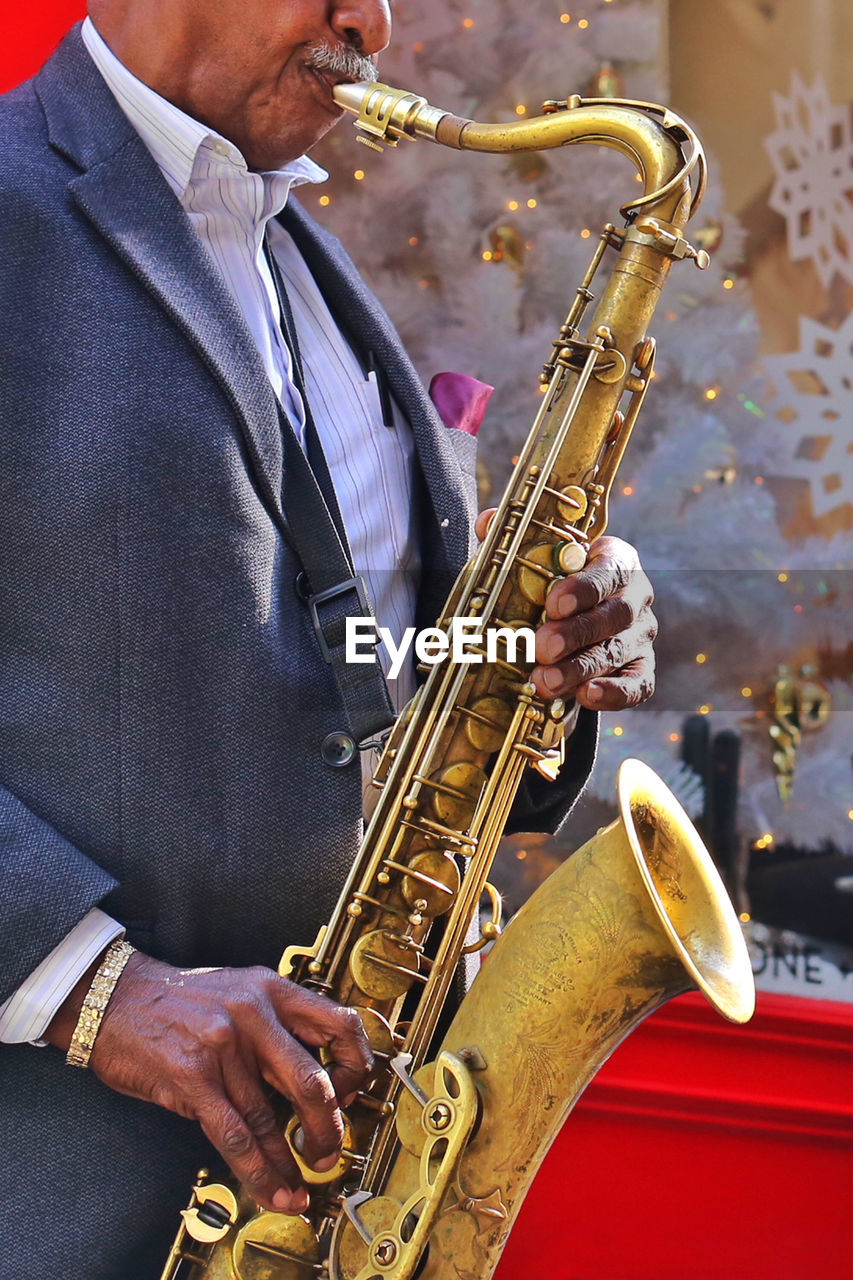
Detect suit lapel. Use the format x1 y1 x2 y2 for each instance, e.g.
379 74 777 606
36 26 285 528
280 201 474 575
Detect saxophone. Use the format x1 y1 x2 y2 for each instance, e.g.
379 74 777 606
161 83 755 1280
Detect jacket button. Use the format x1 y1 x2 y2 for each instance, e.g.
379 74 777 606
321 732 357 767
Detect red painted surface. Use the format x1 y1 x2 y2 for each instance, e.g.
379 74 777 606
0 4 84 93
3 13 852 1280
495 991 853 1280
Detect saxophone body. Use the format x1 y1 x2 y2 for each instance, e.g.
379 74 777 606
162 85 754 1280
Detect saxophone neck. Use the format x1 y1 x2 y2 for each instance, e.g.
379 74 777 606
332 81 706 230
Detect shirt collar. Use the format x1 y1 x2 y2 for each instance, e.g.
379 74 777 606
80 16 327 210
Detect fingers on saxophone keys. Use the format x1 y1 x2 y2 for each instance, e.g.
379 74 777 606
544 535 647 620
222 1063 308 1210
257 1024 346 1175
576 653 657 711
196 1084 308 1214
268 984 374 1105
312 1003 374 1107
535 594 635 666
533 622 655 702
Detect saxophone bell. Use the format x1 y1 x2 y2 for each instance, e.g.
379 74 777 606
333 759 754 1280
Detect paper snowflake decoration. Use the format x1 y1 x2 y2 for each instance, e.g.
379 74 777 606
765 72 853 288
764 311 853 516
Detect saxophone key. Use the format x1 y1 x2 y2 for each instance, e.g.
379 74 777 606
460 883 503 954
556 539 588 574
396 850 460 914
285 1116 357 1186
459 695 513 752
516 544 563 604
540 481 589 524
232 1210 322 1280
349 930 425 999
428 762 488 829
180 1183 239 1245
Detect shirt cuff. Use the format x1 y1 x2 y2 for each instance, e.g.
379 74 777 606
0 909 124 1046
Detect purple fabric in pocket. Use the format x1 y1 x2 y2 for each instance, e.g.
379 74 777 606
428 371 494 437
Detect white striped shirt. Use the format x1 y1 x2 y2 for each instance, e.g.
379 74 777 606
79 18 420 688
0 911 125 1045
0 17 419 1044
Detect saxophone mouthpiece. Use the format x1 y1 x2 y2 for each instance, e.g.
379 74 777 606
332 80 453 150
331 80 375 114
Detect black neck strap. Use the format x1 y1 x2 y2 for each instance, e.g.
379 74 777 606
263 233 394 745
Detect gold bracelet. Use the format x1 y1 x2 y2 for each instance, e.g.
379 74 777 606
66 938 136 1069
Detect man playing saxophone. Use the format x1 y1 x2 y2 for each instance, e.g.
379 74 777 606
0 2 657 1275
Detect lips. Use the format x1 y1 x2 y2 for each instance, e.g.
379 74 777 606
301 66 340 116
306 65 356 103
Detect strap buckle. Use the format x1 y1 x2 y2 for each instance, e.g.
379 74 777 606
308 576 373 663
359 727 393 756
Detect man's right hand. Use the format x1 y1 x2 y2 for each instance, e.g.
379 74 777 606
47 952 373 1214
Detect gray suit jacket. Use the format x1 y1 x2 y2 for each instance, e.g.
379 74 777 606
0 26 596 1278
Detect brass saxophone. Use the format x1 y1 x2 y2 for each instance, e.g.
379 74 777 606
161 83 755 1280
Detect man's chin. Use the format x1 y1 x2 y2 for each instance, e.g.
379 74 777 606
244 117 339 171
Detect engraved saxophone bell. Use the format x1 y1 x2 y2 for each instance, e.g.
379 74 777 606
336 759 753 1279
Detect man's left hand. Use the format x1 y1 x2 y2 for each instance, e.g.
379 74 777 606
474 515 657 711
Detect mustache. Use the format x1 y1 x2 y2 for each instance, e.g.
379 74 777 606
305 40 379 85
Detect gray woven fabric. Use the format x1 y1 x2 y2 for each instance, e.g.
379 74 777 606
0 25 596 1278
